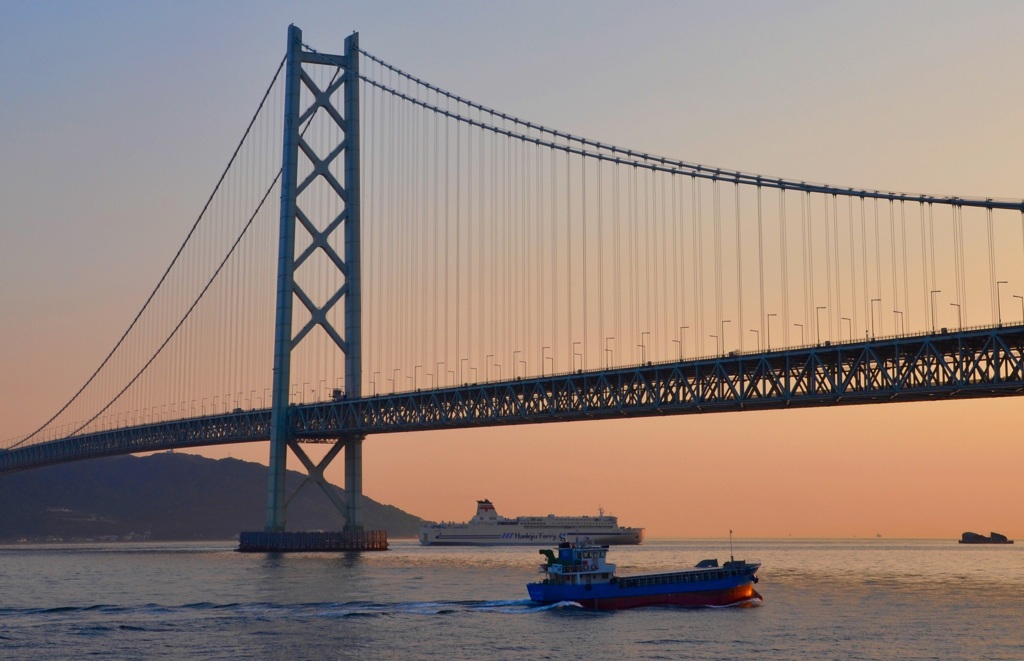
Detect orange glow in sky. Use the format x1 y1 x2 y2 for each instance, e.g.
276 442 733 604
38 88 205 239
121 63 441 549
2 2 1024 540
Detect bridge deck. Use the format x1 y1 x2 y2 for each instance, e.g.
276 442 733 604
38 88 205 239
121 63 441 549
3 325 1023 475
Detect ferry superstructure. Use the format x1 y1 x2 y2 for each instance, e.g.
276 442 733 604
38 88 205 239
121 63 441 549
418 500 645 546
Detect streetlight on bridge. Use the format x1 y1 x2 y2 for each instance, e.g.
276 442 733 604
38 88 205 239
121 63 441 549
996 280 1008 326
871 298 882 337
929 291 941 331
815 306 826 344
950 302 962 330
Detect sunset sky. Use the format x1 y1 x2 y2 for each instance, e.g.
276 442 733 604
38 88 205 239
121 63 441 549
3 1 1024 539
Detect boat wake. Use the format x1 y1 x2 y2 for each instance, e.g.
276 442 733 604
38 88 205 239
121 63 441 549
524 600 586 612
709 592 764 609
307 598 588 617
3 599 585 624
1 593 752 631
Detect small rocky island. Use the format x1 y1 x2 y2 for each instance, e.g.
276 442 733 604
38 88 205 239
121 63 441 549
959 531 1014 544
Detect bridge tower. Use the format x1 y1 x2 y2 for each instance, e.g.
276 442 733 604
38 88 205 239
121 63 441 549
265 25 363 533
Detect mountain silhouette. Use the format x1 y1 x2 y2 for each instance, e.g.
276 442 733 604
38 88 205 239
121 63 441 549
0 452 427 541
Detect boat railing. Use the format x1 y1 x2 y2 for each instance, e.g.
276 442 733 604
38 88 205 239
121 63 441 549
618 562 760 588
548 563 603 574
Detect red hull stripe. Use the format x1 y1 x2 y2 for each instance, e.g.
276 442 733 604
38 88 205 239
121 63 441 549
581 585 760 610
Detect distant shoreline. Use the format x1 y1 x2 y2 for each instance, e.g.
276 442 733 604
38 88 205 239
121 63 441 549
3 536 1011 547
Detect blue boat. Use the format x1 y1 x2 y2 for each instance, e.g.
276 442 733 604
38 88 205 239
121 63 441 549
527 542 762 610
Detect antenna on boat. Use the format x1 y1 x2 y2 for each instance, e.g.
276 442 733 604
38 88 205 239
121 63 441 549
729 529 734 562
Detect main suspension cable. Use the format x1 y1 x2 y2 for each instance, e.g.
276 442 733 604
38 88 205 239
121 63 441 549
13 55 287 448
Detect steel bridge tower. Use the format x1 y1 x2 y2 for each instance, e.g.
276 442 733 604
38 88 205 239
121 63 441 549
265 25 362 533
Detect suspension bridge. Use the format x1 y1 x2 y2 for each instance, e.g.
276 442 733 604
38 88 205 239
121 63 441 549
4 26 1024 542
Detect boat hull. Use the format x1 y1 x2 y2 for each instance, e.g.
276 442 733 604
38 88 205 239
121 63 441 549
528 578 760 610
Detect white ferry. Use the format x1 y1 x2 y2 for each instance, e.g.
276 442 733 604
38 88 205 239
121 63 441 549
419 499 645 546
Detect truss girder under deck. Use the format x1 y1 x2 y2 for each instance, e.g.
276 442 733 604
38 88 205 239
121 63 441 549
4 326 1024 475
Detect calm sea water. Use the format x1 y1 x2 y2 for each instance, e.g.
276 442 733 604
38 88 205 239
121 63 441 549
0 538 1021 660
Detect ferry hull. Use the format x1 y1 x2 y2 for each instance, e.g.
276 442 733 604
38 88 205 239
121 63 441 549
528 580 760 610
421 529 644 546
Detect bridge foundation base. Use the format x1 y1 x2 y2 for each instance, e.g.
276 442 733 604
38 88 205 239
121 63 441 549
237 530 388 552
